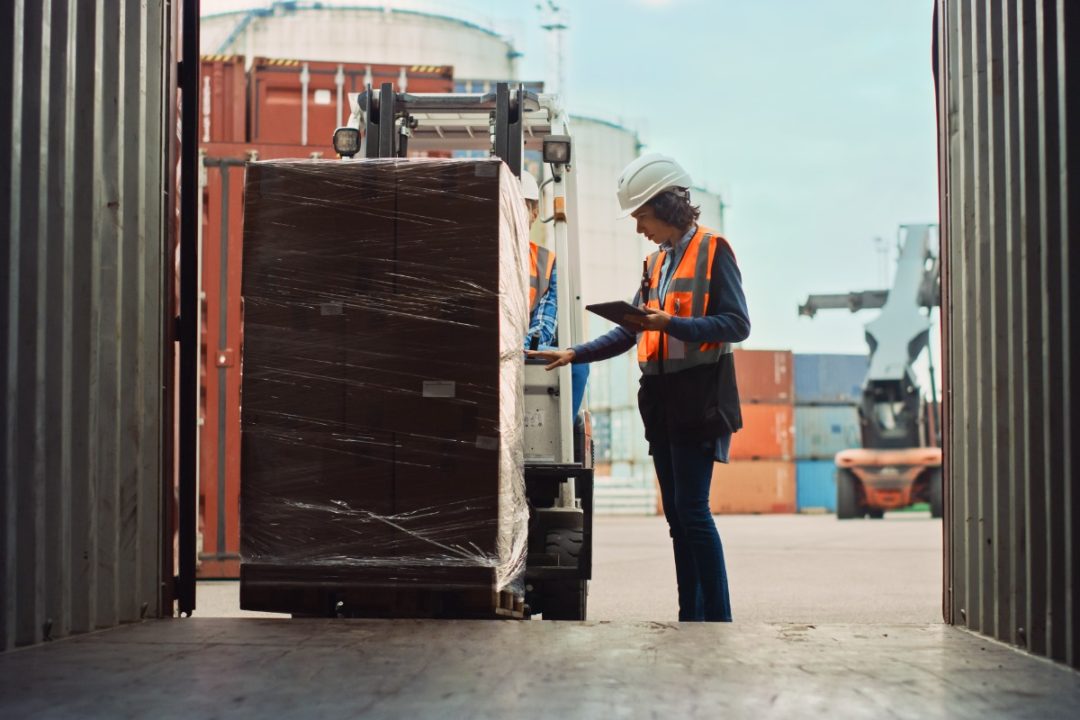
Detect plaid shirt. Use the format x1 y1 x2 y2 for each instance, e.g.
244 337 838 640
525 260 558 350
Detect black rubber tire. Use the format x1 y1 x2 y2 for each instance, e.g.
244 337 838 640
836 469 862 519
545 528 584 567
866 508 885 520
928 468 944 518
540 528 587 620
543 580 588 620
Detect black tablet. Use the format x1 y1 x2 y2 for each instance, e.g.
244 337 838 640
586 300 647 328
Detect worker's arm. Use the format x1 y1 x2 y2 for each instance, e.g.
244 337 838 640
665 239 750 344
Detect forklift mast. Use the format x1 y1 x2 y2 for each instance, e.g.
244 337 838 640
799 224 941 450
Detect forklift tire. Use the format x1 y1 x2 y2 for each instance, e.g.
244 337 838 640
545 528 584 567
928 468 944 519
543 580 588 620
540 528 587 620
836 469 862 520
866 508 885 520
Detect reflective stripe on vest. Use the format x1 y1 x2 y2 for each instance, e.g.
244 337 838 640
637 227 733 375
529 243 555 314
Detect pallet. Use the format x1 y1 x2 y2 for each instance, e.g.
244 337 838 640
240 563 524 619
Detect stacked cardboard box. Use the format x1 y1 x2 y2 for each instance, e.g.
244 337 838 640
239 158 530 614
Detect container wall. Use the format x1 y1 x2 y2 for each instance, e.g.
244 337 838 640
793 406 861 459
796 461 837 513
2 0 171 649
729 404 794 461
793 353 869 405
200 55 246 143
937 0 1080 667
709 461 796 515
733 349 794 404
248 58 454 149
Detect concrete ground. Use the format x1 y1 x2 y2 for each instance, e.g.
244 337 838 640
197 513 943 623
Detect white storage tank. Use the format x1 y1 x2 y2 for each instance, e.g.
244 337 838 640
693 185 726 235
567 116 659 514
200 4 519 79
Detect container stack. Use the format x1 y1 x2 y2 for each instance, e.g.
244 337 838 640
709 349 796 515
792 354 869 513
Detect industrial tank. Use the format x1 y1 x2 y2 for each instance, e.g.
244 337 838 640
200 4 519 79
567 116 657 513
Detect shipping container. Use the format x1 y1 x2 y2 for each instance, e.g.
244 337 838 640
248 58 454 149
3 0 173 649
729 403 793 461
796 460 837 513
793 353 869 405
197 141 344 579
793 405 861 459
733 349 794 404
935 0 1080 668
709 461 796 515
200 55 246 143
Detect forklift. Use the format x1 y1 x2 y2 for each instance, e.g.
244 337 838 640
799 224 943 519
329 82 593 618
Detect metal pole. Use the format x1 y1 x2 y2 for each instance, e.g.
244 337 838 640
177 0 201 617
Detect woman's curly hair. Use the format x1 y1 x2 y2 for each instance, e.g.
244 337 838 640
645 190 700 230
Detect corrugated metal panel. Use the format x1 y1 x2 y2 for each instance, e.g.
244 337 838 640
793 406 861 459
937 0 1079 668
796 461 837 513
709 461 796 515
729 404 794 461
732 349 794 404
2 0 171 650
793 353 869 405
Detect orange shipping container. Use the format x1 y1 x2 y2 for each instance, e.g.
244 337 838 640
710 461 796 514
248 58 455 150
729 403 793 460
733 349 794 404
200 55 247 143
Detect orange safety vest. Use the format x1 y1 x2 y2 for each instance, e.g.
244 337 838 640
529 242 556 314
637 226 733 375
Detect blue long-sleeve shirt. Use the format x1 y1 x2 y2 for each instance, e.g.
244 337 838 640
524 260 558 350
571 226 750 460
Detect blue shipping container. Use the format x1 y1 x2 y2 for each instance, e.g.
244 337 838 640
794 406 861 458
794 354 869 405
797 460 837 512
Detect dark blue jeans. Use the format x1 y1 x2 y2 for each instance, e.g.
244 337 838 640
653 441 732 622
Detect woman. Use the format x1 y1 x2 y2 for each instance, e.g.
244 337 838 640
528 153 749 622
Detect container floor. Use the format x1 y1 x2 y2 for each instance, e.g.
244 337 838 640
3 618 1078 719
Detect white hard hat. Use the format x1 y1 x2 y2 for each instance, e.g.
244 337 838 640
520 171 540 201
615 153 693 218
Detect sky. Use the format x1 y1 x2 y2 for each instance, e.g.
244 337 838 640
202 0 942 380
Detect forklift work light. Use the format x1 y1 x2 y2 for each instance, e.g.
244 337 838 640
333 127 361 158
543 135 571 164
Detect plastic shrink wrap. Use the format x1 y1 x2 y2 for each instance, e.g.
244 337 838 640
239 158 530 616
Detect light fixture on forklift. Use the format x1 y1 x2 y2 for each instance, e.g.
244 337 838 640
543 135 571 164
333 127 361 158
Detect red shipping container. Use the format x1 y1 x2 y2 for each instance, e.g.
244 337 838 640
710 461 796 514
733 348 794 404
198 141 342 579
248 58 454 150
729 403 793 461
200 55 247 143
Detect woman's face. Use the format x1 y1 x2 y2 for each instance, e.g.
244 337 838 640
632 205 682 246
